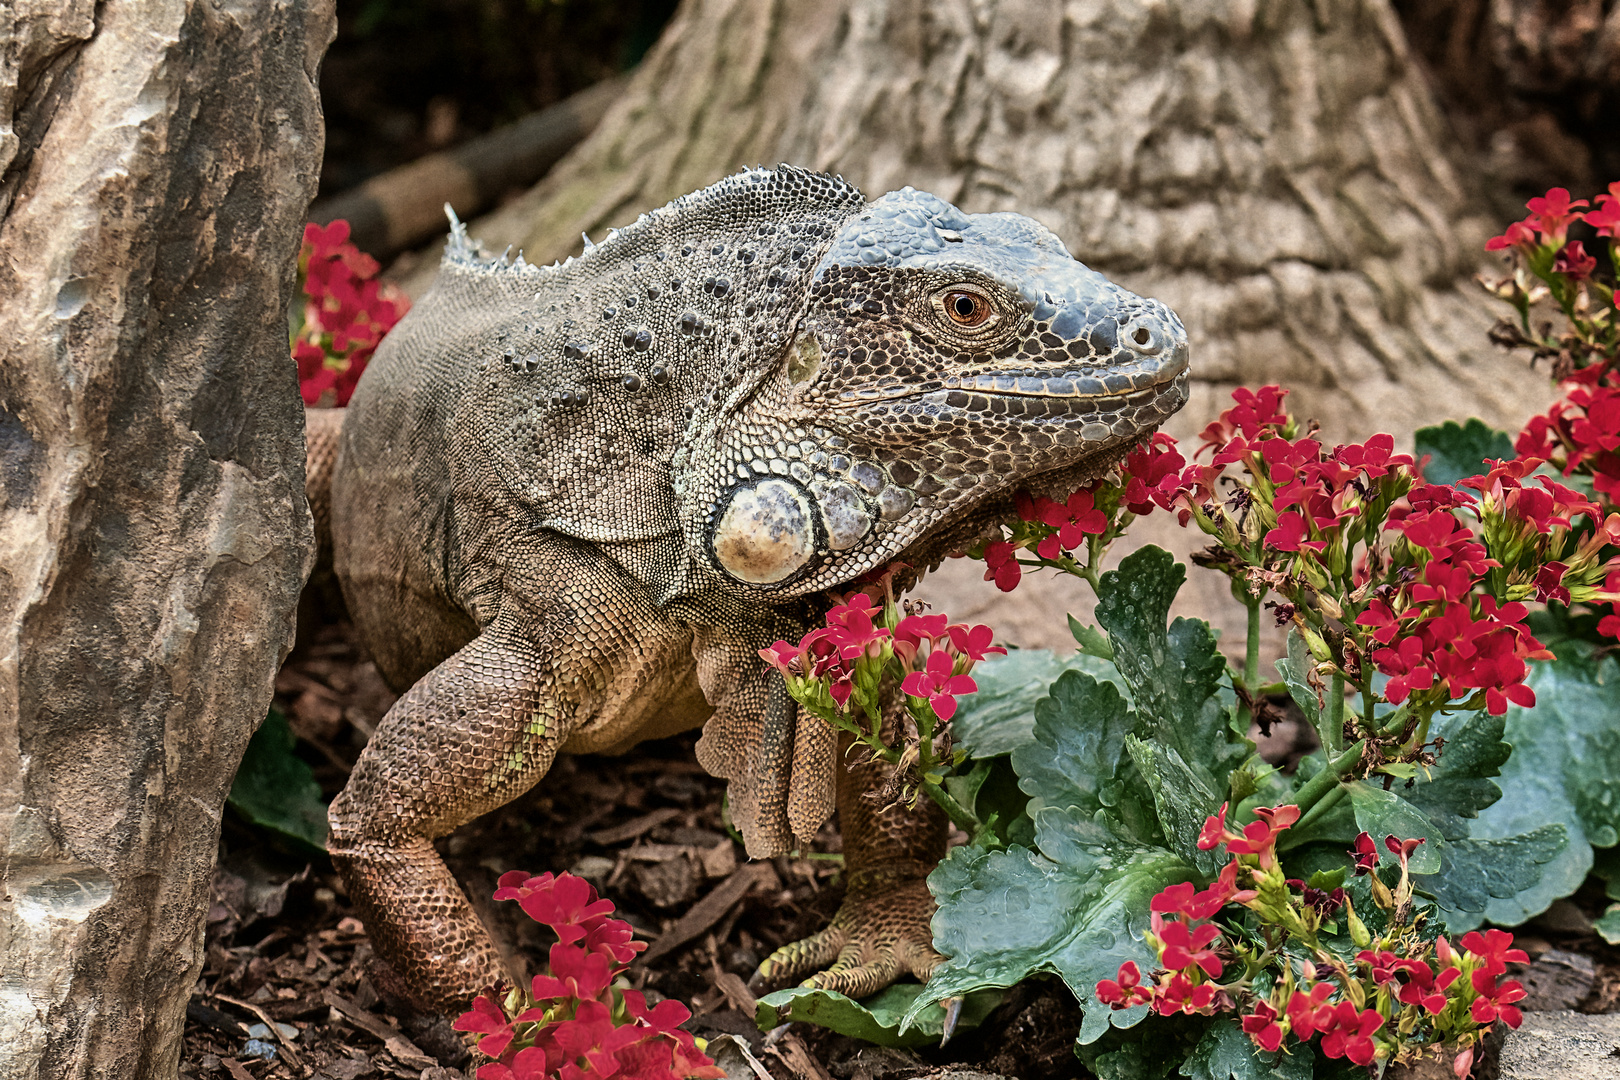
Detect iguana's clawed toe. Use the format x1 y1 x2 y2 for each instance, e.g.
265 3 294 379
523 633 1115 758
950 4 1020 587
755 878 943 999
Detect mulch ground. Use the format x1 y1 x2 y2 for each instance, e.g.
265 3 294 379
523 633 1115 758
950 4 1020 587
180 621 1620 1080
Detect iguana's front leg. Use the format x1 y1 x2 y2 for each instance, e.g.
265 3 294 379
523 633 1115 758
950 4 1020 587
757 728 948 996
327 539 699 1011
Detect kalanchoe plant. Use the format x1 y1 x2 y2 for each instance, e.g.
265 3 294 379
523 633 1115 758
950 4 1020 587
294 220 409 406
1093 803 1527 1076
453 872 725 1080
758 586 1006 838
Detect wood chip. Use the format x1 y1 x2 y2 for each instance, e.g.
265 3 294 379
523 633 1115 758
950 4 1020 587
713 970 758 1016
220 1059 256 1080
638 864 770 965
587 807 682 845
323 989 438 1071
699 840 737 879
770 1031 835 1080
626 842 695 862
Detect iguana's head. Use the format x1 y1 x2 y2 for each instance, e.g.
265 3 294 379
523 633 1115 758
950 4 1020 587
691 181 1188 596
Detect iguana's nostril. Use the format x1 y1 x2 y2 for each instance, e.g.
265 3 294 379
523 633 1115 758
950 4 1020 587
1124 320 1162 355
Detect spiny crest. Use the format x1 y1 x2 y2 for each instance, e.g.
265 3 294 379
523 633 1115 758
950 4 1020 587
437 166 866 281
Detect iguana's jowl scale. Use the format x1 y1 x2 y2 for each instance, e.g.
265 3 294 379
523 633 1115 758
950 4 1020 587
316 165 1189 1010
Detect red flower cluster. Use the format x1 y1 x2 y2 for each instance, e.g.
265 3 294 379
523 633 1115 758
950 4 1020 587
758 594 1001 720
454 872 723 1080
1518 376 1620 500
1485 186 1606 278
1099 804 1528 1074
295 220 409 406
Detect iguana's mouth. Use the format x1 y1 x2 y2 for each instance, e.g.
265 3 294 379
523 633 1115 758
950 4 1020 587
836 351 1188 413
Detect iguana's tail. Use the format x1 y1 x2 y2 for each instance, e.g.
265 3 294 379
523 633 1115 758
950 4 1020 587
305 406 344 583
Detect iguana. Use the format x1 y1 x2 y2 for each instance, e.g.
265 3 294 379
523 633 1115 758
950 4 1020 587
306 164 1190 1011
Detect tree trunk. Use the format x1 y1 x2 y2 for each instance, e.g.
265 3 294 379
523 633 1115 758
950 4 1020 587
459 0 1544 649
0 2 330 1077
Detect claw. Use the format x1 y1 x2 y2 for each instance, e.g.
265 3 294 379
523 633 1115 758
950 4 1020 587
939 997 963 1047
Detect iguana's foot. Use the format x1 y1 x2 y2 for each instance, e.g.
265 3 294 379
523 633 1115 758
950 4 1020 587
757 876 942 997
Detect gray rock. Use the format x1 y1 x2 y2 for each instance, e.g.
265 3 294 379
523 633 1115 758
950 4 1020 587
0 1 327 1076
1499 1011 1620 1080
1516 949 1598 1011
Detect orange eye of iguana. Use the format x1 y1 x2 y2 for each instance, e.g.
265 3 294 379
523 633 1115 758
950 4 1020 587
943 291 992 327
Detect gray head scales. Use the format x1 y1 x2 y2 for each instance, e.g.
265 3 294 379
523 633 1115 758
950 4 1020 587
693 177 1190 596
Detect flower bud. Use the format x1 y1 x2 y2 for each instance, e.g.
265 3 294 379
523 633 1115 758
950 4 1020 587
1347 903 1371 949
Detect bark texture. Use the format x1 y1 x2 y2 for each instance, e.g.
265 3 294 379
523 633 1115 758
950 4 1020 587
0 2 331 1076
457 0 1547 649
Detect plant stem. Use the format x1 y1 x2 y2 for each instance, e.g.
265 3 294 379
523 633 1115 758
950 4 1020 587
1287 738 1366 821
1326 671 1346 753
921 779 981 836
1286 783 1348 844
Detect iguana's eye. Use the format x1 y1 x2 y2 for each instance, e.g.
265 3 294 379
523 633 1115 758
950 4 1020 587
943 290 991 327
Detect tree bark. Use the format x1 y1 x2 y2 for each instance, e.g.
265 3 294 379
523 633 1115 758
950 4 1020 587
456 0 1546 650
0 2 330 1077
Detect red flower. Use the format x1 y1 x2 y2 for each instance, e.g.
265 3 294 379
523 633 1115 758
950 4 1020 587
1034 487 1109 555
1156 918 1224 978
1459 928 1529 975
495 872 621 948
759 640 799 676
1154 971 1220 1016
1534 561 1571 605
1242 1000 1285 1053
1358 949 1401 985
1392 958 1459 1014
899 650 977 720
453 994 517 1058
1286 984 1335 1038
1265 510 1325 554
1095 960 1155 1009
1553 240 1597 279
1121 433 1186 515
1150 880 1227 922
1468 970 1526 1028
1222 804 1300 868
531 940 615 1002
1525 187 1589 245
1485 219 1538 252
824 594 889 655
1317 1001 1385 1066
1384 834 1425 869
1349 831 1379 875
1588 186 1620 238
1197 802 1230 851
946 622 1005 662
982 540 1022 592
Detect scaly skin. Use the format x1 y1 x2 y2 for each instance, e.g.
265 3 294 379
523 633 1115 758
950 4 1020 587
315 165 1190 1011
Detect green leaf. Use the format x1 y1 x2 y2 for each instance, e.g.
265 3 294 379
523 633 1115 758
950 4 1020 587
1469 654 1620 923
1399 709 1509 841
1179 1019 1313 1080
1094 547 1229 774
1422 826 1569 924
1596 904 1620 945
1013 670 1152 864
953 650 1128 759
914 843 1193 1042
1414 418 1514 487
1070 614 1115 660
1274 630 1324 744
1127 735 1224 876
1347 783 1444 875
228 709 328 854
754 983 1003 1047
